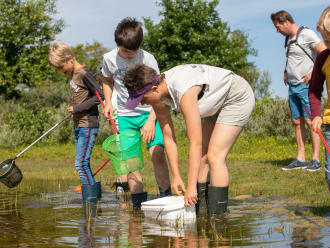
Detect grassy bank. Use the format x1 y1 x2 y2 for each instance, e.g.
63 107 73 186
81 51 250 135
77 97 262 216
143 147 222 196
0 135 329 213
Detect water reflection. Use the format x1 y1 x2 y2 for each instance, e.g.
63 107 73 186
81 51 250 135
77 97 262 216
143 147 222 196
0 190 329 247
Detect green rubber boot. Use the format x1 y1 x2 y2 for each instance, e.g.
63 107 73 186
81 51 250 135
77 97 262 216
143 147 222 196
207 186 228 216
196 182 209 214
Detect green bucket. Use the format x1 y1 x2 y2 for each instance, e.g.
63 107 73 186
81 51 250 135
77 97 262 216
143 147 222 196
102 131 144 176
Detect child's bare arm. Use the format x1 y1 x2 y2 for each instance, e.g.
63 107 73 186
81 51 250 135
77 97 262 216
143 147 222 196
102 76 114 118
152 102 185 195
180 86 203 206
141 108 156 143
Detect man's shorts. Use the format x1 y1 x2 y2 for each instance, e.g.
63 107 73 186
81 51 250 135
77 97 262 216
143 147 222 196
118 113 164 150
202 74 255 126
288 83 311 119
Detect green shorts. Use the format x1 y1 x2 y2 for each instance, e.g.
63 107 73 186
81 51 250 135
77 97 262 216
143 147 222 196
118 113 164 150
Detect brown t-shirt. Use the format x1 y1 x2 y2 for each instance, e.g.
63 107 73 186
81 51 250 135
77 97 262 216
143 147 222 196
69 66 104 128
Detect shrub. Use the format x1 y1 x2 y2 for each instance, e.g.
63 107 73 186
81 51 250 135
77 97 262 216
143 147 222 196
245 95 295 141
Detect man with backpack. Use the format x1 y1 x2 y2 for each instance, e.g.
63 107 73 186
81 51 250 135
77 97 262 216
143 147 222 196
271 10 326 171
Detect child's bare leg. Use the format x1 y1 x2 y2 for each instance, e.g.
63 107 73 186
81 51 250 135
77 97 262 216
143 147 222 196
127 171 143 194
198 120 215 183
149 145 170 191
196 120 215 213
208 123 243 186
116 174 129 193
119 174 128 183
207 123 243 215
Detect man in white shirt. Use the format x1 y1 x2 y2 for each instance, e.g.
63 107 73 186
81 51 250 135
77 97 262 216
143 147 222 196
271 10 326 171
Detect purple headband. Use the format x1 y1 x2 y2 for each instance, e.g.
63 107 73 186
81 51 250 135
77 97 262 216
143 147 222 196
125 75 159 110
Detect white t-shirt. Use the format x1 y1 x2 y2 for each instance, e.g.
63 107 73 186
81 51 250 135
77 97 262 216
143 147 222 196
102 48 160 116
286 28 321 85
162 64 233 118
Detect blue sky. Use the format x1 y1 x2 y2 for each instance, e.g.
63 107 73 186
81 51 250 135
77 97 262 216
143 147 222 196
55 0 329 97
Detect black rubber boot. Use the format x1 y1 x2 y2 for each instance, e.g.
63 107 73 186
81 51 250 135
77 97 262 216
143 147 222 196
159 187 172 197
82 184 98 219
131 192 148 210
82 184 98 203
196 182 209 214
122 182 129 192
207 186 228 216
95 181 102 200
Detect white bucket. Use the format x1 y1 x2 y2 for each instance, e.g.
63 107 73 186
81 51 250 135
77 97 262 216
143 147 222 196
141 196 196 221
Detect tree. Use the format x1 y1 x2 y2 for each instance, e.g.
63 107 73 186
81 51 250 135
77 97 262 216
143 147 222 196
0 0 64 98
72 42 109 74
143 0 255 72
143 0 271 97
240 66 272 99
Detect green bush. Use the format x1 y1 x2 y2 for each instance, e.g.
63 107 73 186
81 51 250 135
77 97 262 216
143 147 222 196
0 91 320 148
245 95 295 141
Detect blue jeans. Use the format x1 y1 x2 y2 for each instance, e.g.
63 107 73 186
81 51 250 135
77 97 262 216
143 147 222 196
324 125 330 184
74 127 98 185
288 83 311 119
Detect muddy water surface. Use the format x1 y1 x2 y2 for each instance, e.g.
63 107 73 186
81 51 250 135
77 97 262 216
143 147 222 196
0 187 329 247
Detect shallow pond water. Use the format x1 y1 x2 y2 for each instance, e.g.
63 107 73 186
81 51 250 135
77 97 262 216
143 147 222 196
0 186 329 247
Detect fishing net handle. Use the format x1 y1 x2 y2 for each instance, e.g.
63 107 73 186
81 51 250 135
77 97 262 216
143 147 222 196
15 114 71 159
95 90 119 134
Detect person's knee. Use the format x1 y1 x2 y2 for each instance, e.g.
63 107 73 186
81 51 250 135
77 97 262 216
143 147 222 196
292 118 303 126
127 171 143 193
304 118 312 127
207 149 226 168
150 145 166 163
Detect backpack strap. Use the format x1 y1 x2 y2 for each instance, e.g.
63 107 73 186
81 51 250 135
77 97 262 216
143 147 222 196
285 26 314 62
295 26 315 62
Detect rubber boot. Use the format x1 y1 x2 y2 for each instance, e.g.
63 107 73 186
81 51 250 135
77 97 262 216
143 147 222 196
82 184 98 219
115 180 130 200
82 184 98 203
207 186 228 216
131 192 148 210
159 187 172 197
122 182 129 192
196 182 209 214
95 181 102 200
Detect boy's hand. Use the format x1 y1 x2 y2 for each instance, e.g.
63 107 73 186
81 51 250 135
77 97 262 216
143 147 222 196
66 106 74 115
184 185 197 207
284 72 288 85
171 176 186 196
103 104 113 119
141 117 155 143
312 116 322 132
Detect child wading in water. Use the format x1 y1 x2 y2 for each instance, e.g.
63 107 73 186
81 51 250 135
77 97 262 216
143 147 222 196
308 7 330 192
123 64 255 215
48 41 104 206
101 18 171 209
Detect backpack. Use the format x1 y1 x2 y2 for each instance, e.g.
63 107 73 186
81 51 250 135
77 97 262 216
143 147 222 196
284 26 315 63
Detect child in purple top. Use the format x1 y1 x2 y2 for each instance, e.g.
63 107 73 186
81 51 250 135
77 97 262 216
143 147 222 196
308 7 330 191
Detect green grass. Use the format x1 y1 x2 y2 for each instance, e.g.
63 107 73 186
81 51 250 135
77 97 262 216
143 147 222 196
0 134 329 214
